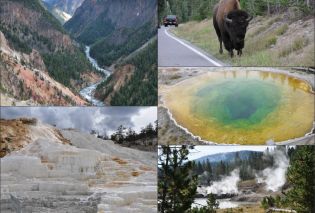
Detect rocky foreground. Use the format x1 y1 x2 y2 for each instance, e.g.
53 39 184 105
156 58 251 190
0 118 157 213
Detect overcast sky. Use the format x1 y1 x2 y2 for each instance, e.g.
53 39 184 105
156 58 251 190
188 146 273 160
0 107 157 135
158 146 273 161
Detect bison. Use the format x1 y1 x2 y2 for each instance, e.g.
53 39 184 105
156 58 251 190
213 0 252 57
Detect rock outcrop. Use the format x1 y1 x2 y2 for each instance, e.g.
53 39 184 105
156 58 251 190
42 0 85 23
1 120 157 212
0 35 87 106
65 0 156 44
94 64 135 105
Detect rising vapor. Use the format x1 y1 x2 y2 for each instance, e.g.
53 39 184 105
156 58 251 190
256 149 289 191
207 169 240 195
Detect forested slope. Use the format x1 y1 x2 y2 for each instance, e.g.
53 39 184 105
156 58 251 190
94 39 158 106
65 0 157 67
0 0 101 105
0 0 94 89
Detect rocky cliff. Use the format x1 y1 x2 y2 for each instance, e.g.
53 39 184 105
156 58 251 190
0 31 87 106
0 0 99 105
42 0 85 23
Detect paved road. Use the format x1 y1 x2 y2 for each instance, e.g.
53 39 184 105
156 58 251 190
158 26 223 67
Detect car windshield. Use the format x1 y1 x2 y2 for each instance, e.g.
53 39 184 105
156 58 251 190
166 15 176 19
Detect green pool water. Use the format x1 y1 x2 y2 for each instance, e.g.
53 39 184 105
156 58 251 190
193 79 281 129
164 70 314 144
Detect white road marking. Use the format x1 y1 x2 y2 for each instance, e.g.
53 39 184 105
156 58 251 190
164 29 223 67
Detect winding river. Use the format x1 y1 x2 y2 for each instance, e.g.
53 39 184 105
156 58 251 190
80 46 111 106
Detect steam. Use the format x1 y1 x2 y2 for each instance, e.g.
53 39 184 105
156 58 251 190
206 149 289 195
207 169 240 195
256 149 289 192
204 149 289 195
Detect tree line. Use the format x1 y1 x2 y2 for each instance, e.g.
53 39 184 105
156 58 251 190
192 148 277 185
158 0 314 23
90 121 158 143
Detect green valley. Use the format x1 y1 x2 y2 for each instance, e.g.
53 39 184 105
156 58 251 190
0 0 98 105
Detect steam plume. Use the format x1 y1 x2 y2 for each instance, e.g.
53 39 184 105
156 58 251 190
256 149 289 191
207 169 240 195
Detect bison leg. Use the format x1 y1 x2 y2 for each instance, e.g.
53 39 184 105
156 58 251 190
213 18 223 54
229 50 234 57
237 49 242 56
222 33 234 58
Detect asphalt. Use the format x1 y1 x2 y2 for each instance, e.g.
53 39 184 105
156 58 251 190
158 26 223 67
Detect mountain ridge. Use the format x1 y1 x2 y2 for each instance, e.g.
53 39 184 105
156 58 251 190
65 0 157 67
194 150 264 163
42 0 85 24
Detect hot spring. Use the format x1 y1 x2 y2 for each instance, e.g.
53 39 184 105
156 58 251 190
163 70 314 144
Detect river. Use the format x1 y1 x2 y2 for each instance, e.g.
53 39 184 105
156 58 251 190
79 46 111 106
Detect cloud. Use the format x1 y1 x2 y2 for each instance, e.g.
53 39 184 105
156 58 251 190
0 107 157 135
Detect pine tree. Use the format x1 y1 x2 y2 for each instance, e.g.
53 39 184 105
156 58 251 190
285 146 315 212
207 193 219 212
113 125 126 143
145 123 155 136
158 145 198 213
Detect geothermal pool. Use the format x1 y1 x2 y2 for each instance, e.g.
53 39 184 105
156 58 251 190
164 71 314 144
192 198 256 209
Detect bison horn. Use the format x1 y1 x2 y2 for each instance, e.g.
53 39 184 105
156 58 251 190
224 15 233 23
246 15 253 22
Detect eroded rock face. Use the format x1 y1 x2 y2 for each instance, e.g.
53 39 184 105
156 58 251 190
1 122 157 212
94 64 135 105
0 1 75 52
0 118 71 158
1 119 32 157
0 31 11 53
29 49 46 71
43 0 85 16
0 1 100 105
0 36 87 106
65 0 156 44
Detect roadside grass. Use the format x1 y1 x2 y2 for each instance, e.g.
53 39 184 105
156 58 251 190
170 14 314 66
278 37 309 57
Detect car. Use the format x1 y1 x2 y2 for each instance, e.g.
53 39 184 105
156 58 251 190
163 15 178 27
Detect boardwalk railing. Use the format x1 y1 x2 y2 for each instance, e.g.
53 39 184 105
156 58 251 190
266 207 297 213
